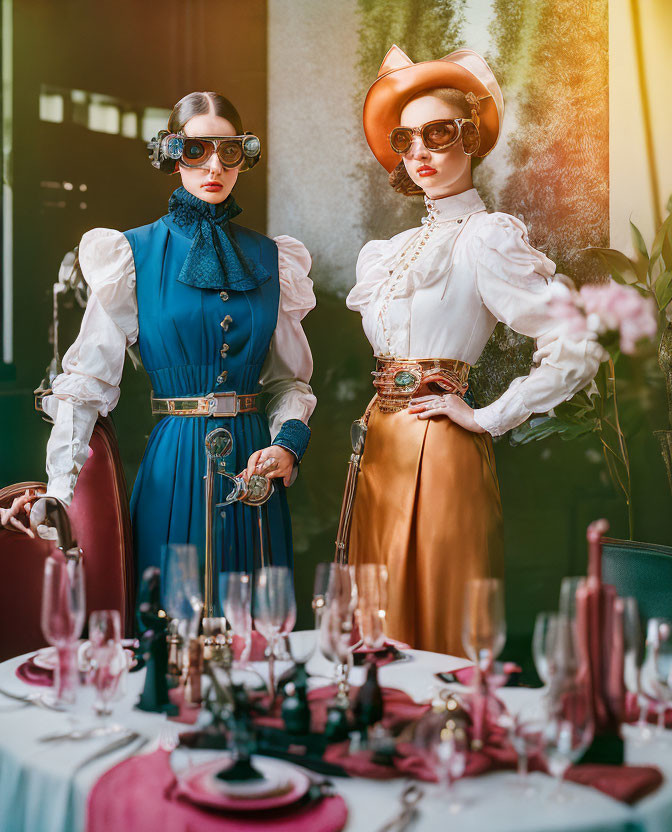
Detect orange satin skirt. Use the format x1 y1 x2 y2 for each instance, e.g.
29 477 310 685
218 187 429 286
349 404 504 657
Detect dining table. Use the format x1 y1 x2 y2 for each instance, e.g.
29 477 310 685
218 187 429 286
1 632 672 832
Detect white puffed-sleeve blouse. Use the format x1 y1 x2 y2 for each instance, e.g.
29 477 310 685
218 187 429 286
42 229 316 505
346 188 605 437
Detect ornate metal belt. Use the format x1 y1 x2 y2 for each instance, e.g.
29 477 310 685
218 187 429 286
372 356 471 413
150 392 259 417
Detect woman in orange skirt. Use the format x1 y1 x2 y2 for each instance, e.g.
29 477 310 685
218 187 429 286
346 47 604 656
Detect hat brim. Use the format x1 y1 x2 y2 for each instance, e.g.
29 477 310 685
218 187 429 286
363 61 500 172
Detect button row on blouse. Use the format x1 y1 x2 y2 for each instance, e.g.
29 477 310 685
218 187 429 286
218 297 232 383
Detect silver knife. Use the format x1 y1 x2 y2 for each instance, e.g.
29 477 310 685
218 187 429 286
71 731 148 775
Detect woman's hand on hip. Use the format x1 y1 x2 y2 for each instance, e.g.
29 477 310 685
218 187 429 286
408 393 486 434
245 446 296 487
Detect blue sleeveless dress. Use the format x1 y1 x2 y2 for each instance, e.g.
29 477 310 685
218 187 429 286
124 210 294 581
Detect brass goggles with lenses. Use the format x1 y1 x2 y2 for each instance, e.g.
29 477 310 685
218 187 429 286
389 118 480 156
147 130 262 173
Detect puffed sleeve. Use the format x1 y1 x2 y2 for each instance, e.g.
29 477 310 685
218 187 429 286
42 228 138 504
471 214 606 437
258 235 316 462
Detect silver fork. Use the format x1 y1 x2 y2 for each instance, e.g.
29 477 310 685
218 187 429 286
0 687 65 712
376 782 424 832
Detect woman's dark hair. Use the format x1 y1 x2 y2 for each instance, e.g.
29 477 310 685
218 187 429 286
389 87 476 197
168 91 243 135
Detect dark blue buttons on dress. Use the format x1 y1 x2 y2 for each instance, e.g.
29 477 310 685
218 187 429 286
219 291 229 302
221 315 232 331
217 371 228 384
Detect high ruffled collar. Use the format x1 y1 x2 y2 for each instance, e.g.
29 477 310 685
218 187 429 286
167 187 270 291
423 188 486 223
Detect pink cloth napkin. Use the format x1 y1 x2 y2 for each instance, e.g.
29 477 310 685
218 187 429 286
324 722 662 804
86 748 348 832
15 657 53 687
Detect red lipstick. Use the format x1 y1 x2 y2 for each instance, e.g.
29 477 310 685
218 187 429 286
203 181 223 192
417 165 437 177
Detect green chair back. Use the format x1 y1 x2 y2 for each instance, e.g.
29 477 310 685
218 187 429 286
601 537 672 621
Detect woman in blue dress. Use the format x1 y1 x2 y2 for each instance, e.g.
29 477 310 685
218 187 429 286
6 91 316 581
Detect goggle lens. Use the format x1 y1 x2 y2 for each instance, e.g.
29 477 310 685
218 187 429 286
182 138 210 165
218 141 244 167
460 121 481 155
422 120 459 150
389 128 412 154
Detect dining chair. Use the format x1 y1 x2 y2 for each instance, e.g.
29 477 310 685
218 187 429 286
0 417 134 661
601 536 672 621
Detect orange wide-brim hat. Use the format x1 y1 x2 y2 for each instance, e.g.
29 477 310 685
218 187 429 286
363 45 504 172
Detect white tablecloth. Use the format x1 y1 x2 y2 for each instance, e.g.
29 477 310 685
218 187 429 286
1 637 672 832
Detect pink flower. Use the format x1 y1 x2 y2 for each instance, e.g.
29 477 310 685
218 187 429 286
546 281 589 337
578 283 658 354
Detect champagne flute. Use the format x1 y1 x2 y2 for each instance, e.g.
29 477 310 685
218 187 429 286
41 555 86 706
88 610 124 728
252 566 296 696
219 572 252 665
461 578 506 673
355 563 388 651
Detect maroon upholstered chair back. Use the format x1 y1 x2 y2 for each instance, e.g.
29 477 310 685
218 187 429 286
0 417 134 661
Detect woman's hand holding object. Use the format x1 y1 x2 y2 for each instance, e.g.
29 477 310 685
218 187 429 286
244 445 295 487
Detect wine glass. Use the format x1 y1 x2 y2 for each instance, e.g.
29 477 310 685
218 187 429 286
558 576 586 621
498 699 545 794
313 562 332 628
319 563 359 706
41 555 86 706
413 710 468 811
640 618 672 738
355 563 388 651
219 571 252 665
461 578 506 673
532 611 559 685
621 597 650 742
252 566 296 696
543 669 594 801
161 544 203 636
88 610 124 728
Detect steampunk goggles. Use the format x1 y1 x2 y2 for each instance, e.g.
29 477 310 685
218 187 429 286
389 118 480 157
147 130 262 173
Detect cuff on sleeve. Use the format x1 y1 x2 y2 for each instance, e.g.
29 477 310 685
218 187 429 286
45 474 78 507
272 419 311 463
473 387 531 437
